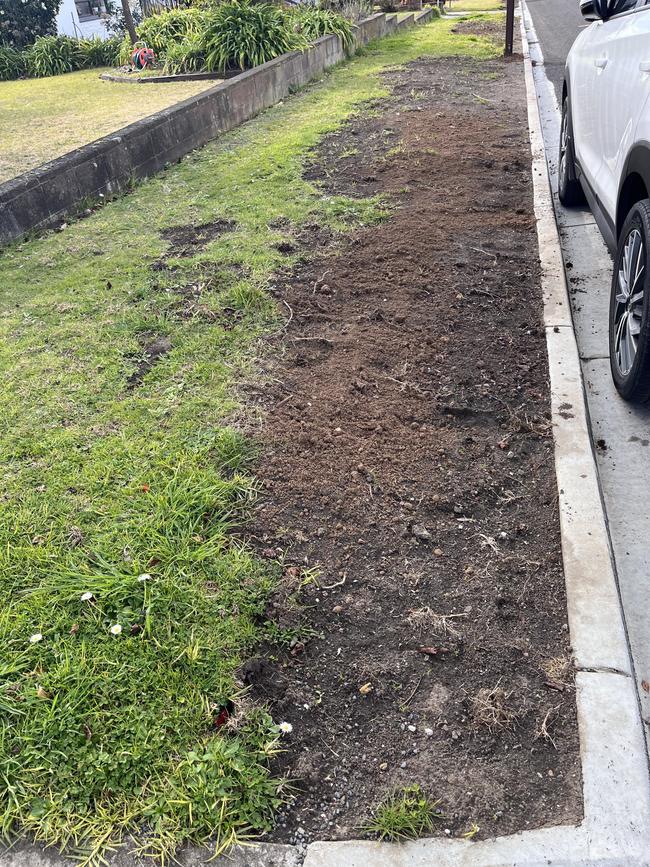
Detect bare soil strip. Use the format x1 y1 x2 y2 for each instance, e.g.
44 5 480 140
246 37 582 844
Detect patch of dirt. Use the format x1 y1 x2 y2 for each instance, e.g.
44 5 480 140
247 51 582 843
452 16 506 45
303 97 398 199
157 218 236 260
126 334 172 387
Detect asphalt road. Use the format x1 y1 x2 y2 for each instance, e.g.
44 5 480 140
522 1 650 751
525 0 586 100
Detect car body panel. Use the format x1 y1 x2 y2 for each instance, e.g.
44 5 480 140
566 21 603 195
599 8 650 218
565 2 650 246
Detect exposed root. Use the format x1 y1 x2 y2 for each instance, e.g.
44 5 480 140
534 704 562 749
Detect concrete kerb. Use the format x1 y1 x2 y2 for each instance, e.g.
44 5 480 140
2 7 649 867
520 8 632 677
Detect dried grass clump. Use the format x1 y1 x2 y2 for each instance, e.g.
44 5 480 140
541 655 572 685
406 608 466 639
470 684 520 731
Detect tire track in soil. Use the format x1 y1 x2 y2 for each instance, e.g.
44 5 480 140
246 45 582 845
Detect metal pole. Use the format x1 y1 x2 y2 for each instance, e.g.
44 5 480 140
504 0 515 56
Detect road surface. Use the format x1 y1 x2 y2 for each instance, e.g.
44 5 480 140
523 0 650 753
525 0 585 100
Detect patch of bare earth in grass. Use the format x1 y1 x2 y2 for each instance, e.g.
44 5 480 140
244 49 582 844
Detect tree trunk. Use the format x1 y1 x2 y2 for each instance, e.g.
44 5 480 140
121 0 138 45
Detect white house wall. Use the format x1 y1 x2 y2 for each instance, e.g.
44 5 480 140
56 0 109 39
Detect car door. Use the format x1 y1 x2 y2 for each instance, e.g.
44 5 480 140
598 2 650 219
570 0 647 218
569 18 603 196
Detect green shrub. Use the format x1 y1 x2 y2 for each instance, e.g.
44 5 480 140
0 43 25 81
118 33 134 65
162 33 206 74
103 34 124 66
291 6 355 53
77 34 122 68
117 0 353 76
0 35 120 82
24 35 84 78
317 0 374 20
0 0 61 49
203 1 308 73
136 6 207 56
116 7 207 66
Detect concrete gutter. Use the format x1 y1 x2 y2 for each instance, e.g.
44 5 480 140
3 8 649 867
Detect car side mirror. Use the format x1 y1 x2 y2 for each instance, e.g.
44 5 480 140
580 0 610 20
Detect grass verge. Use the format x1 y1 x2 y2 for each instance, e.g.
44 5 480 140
0 19 499 863
0 69 217 183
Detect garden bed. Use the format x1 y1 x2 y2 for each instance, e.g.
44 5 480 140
100 69 227 84
246 18 581 845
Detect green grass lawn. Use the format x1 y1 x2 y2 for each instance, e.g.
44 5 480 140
0 20 499 864
0 69 217 183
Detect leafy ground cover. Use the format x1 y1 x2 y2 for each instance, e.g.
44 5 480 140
0 70 216 183
0 18 501 864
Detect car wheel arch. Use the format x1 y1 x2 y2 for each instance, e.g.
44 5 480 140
617 144 650 239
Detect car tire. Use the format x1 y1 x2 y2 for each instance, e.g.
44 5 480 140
609 199 650 402
558 96 585 207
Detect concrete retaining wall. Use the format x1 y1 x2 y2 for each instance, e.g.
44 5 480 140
0 8 434 246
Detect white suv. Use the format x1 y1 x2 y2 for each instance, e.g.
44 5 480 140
560 0 650 401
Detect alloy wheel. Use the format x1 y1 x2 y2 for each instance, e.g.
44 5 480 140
613 228 645 376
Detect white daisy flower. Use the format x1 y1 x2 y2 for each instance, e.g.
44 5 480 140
137 573 151 582
80 591 93 602
109 624 122 635
29 633 43 644
278 721 293 734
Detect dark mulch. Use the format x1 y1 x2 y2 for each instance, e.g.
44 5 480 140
245 45 582 845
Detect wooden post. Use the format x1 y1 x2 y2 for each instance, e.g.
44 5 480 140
504 0 515 56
